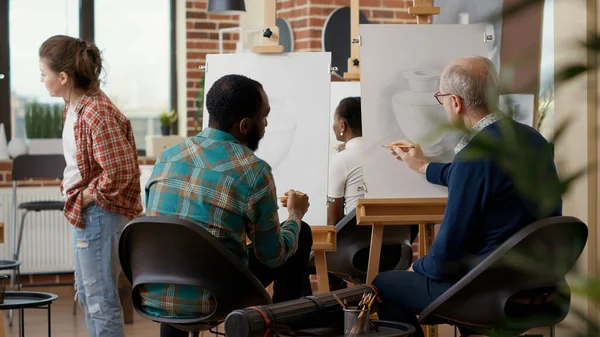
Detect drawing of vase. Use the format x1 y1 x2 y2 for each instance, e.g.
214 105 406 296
255 121 297 172
391 69 448 157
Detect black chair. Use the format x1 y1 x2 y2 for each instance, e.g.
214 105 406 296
418 216 588 337
118 215 272 336
10 154 65 326
11 155 66 265
310 210 417 284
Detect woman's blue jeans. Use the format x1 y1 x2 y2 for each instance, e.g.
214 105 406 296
73 203 129 337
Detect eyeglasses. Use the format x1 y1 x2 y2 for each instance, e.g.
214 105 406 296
434 92 452 105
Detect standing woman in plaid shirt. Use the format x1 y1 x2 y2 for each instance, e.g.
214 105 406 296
39 35 142 337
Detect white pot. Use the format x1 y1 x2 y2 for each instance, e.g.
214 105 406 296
27 139 64 155
392 69 449 157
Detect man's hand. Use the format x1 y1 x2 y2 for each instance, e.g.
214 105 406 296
390 140 429 175
82 186 94 207
283 189 309 218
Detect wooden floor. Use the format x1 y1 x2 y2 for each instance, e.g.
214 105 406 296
1 285 222 337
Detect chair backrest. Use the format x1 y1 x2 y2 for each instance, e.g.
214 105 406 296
12 155 66 181
326 210 415 281
118 215 272 322
419 216 588 330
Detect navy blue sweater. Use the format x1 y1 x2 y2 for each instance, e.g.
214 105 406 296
412 118 562 282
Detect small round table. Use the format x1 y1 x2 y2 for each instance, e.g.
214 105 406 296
0 259 22 327
0 291 58 337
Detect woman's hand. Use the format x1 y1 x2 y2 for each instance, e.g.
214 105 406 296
82 186 94 207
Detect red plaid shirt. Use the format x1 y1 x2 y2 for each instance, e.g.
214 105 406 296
62 88 143 228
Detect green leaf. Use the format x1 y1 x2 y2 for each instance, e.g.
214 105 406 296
555 64 589 82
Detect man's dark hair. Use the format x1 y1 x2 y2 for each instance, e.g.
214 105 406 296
205 74 264 131
337 96 362 134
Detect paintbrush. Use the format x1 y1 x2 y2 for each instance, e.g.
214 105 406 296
333 293 347 309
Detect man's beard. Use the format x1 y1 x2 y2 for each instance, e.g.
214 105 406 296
247 122 263 152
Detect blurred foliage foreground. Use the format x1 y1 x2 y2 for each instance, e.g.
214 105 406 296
420 0 599 335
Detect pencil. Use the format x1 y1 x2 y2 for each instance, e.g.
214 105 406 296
278 192 305 199
382 143 415 149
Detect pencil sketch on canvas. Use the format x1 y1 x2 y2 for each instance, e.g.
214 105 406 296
432 0 503 73
202 52 332 225
329 81 361 161
359 24 489 198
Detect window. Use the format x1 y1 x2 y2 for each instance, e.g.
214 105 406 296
0 0 176 153
538 0 554 139
95 0 173 151
8 0 79 139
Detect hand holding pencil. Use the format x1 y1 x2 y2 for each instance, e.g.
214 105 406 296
279 189 310 218
387 140 430 175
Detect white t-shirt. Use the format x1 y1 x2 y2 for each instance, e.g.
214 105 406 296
327 137 365 214
61 104 82 198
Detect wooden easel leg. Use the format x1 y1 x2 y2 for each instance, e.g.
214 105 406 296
313 251 330 294
418 223 427 257
425 223 435 254
419 224 437 337
365 225 384 284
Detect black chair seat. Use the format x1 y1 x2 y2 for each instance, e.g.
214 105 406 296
119 216 272 334
309 210 416 284
418 216 588 336
18 201 64 212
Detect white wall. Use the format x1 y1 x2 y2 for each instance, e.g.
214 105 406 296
553 0 596 335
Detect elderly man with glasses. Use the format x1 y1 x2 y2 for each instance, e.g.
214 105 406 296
373 56 562 337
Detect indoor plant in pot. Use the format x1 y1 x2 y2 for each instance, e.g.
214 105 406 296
159 109 177 136
24 101 64 154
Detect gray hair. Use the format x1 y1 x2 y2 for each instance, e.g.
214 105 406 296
441 56 499 114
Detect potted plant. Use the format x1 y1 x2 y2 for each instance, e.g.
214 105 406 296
159 109 177 136
24 101 64 154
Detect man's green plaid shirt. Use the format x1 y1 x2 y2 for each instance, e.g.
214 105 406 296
139 127 301 318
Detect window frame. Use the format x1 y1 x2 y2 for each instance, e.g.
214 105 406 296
0 0 178 146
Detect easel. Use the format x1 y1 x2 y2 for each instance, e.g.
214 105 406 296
344 1 442 336
357 198 446 337
252 0 284 54
249 0 336 295
343 0 440 80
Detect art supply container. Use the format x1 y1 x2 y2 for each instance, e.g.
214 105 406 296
0 275 8 304
344 307 370 336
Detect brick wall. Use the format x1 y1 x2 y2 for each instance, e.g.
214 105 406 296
186 0 240 137
278 0 417 52
185 0 418 135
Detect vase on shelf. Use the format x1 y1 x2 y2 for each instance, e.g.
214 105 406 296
160 126 171 136
391 69 450 157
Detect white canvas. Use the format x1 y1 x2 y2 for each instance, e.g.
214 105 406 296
202 52 332 225
329 82 361 161
499 94 535 127
359 24 489 198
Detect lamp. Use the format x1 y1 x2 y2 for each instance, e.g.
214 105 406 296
207 0 246 14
